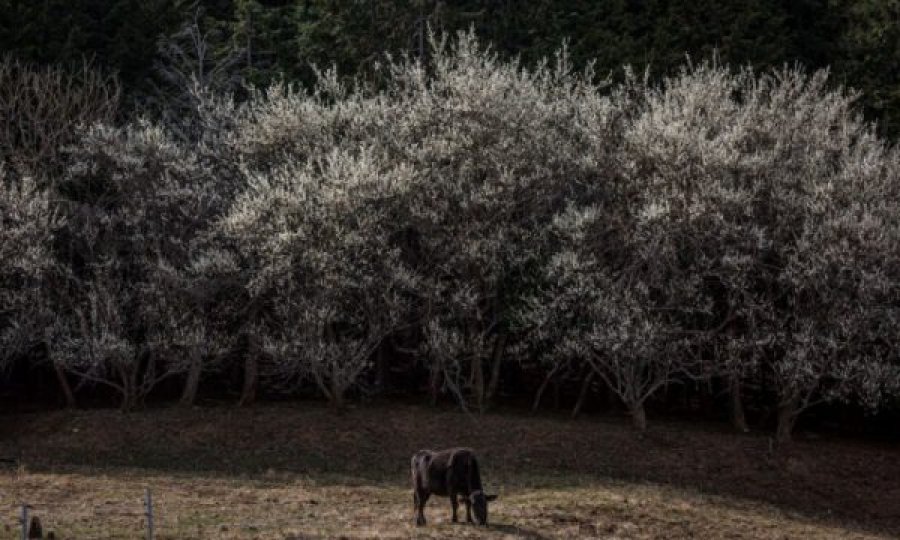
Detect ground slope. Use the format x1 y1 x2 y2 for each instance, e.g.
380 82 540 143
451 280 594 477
0 404 897 538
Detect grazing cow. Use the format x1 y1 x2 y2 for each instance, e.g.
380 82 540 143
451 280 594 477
410 447 498 526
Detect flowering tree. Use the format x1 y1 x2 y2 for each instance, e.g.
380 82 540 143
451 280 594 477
383 33 622 413
0 56 117 404
205 68 412 406
623 63 900 442
10 28 895 432
0 169 59 372
621 65 778 431
522 203 699 430
56 122 226 410
220 148 416 410
141 261 236 407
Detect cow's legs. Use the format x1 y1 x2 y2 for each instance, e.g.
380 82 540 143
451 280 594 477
450 490 460 522
414 489 429 526
465 497 473 523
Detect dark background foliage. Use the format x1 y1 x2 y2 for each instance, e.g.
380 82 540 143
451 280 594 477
1 1 898 136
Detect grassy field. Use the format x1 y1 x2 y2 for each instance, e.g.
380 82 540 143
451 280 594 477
0 404 897 539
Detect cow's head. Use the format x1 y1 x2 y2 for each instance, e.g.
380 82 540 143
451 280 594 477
470 490 498 525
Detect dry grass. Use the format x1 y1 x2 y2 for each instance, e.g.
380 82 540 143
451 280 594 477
0 403 897 539
0 470 887 539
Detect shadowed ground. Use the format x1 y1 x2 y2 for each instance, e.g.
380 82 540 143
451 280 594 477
0 404 897 538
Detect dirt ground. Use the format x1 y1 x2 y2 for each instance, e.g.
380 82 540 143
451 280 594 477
0 404 897 538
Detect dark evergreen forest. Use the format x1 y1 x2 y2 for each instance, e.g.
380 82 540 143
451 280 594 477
2 1 898 137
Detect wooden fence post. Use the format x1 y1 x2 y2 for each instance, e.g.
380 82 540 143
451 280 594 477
20 504 28 540
145 488 154 540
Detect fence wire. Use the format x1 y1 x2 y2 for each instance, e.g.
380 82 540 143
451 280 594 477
4 490 351 539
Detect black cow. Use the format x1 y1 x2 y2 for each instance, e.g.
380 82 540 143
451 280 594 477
410 447 498 526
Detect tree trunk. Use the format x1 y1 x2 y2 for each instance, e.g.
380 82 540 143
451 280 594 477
374 345 388 395
729 374 749 433
180 351 203 407
46 333 76 409
606 383 619 411
472 353 485 414
238 352 258 407
53 361 76 409
699 379 716 418
484 332 507 411
429 365 441 406
329 381 346 413
775 396 800 446
120 392 130 412
629 401 647 431
120 383 137 412
532 365 558 413
571 370 595 419
119 364 139 412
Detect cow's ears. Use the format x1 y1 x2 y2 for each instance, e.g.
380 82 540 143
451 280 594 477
485 494 498 502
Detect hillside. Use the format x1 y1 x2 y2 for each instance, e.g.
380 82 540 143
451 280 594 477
0 405 897 538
